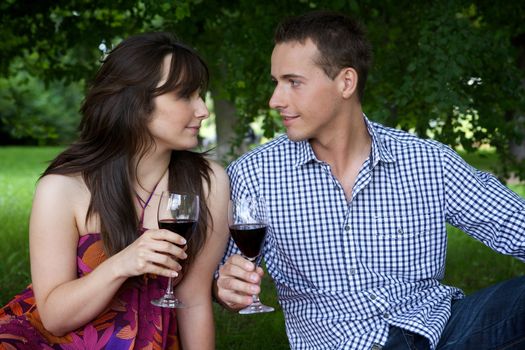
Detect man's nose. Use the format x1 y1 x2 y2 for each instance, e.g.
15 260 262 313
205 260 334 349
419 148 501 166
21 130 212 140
269 84 285 110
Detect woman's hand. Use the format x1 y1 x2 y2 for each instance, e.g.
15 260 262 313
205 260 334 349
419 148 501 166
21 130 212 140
112 229 188 279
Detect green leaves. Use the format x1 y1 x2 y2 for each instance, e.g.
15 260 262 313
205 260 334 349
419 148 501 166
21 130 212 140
0 66 82 145
0 0 523 178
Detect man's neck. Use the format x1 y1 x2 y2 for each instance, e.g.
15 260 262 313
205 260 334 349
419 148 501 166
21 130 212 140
309 107 372 200
310 109 371 170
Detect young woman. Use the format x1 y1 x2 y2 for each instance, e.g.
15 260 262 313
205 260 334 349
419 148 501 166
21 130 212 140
0 32 229 350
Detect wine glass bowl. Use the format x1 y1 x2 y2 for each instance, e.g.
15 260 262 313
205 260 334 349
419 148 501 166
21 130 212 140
229 224 267 260
151 192 199 308
228 197 274 314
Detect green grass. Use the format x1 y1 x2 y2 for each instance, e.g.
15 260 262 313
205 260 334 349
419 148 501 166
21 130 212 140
1 146 524 349
0 146 62 304
214 274 288 349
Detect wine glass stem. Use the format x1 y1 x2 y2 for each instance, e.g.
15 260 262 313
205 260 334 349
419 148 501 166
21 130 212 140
165 277 174 295
251 294 262 304
247 256 261 303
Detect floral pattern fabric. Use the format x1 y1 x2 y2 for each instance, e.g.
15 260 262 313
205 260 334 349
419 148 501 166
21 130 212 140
0 233 179 350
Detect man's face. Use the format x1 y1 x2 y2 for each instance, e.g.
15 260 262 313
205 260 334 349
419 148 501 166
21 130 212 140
269 39 344 143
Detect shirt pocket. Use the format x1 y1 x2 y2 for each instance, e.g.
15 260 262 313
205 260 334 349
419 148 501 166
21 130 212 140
360 213 442 278
372 213 430 238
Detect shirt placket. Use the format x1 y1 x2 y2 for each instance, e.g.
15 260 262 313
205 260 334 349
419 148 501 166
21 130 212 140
324 159 375 284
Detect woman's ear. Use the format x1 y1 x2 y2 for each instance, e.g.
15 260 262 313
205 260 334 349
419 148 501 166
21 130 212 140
338 67 358 99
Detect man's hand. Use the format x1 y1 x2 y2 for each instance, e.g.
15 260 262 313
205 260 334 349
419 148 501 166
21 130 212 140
215 254 265 310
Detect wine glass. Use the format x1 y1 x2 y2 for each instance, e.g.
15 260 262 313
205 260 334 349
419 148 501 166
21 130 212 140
151 191 199 308
228 196 274 314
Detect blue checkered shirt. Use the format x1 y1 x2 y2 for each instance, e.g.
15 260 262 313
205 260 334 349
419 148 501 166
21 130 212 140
222 117 525 350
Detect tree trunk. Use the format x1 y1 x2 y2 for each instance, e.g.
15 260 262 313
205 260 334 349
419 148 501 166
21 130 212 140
214 98 237 164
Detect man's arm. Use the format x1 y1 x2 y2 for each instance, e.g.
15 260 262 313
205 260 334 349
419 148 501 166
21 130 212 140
443 145 525 259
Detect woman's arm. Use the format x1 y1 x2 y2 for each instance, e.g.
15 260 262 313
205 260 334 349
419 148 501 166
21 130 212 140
30 174 187 336
176 161 230 350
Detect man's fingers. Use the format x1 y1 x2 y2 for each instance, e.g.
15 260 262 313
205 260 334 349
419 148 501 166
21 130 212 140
216 254 265 309
230 254 256 271
218 274 260 296
220 261 261 284
255 266 264 276
217 281 257 307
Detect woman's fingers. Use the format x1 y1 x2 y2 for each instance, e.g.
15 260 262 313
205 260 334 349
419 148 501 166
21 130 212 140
151 229 187 246
147 239 187 261
119 229 189 277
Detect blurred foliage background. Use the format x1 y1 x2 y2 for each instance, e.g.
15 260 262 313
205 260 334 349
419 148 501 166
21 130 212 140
0 0 524 174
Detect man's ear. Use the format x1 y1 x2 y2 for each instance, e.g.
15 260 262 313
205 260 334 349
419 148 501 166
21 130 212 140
338 67 358 99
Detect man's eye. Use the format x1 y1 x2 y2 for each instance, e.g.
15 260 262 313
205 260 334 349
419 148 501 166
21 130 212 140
290 79 300 86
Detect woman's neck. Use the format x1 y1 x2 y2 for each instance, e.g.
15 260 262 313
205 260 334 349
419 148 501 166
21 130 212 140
134 149 171 199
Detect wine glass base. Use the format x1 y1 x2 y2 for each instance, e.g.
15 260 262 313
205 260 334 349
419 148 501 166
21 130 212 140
151 295 185 308
238 302 274 314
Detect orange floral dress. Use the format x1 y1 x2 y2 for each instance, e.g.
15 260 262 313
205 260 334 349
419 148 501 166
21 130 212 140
0 193 179 350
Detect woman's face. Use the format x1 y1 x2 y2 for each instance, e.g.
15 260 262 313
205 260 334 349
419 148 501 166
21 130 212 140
148 54 209 152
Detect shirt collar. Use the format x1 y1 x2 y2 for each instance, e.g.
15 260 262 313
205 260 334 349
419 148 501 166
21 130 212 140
295 139 318 167
364 115 396 168
293 114 396 168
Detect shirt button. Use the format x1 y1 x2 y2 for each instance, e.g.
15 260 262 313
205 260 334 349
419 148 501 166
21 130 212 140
383 313 391 319
371 344 382 350
397 228 403 234
369 294 377 300
344 225 350 232
349 268 356 275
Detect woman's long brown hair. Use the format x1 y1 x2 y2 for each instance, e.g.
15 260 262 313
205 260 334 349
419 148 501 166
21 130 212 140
43 32 212 265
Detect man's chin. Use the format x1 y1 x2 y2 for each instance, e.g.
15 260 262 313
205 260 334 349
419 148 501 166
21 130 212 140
285 129 308 142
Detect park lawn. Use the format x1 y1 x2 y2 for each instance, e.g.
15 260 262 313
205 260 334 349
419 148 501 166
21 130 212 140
1 146 524 349
0 147 61 304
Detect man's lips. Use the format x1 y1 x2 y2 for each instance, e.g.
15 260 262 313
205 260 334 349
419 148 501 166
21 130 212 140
282 114 299 127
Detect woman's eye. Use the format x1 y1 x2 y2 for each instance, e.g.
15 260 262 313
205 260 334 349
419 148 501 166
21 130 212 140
177 93 193 101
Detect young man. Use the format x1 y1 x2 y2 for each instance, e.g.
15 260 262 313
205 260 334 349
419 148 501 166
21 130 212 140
215 11 525 350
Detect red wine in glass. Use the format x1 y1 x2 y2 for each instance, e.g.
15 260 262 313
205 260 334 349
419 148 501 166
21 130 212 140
152 192 199 308
228 197 274 314
158 219 197 241
229 223 267 259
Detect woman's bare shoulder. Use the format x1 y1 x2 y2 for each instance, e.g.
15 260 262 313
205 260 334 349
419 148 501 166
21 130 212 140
206 159 228 183
32 173 94 235
35 173 88 199
33 173 91 218
203 159 230 206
